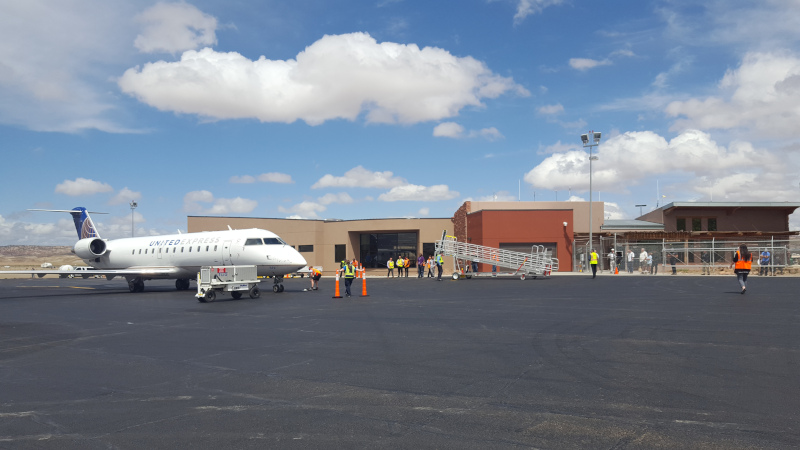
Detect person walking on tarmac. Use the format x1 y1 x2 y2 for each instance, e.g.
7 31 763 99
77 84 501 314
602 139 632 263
387 257 395 277
729 244 753 294
590 249 599 278
436 253 444 281
340 260 357 297
404 256 410 277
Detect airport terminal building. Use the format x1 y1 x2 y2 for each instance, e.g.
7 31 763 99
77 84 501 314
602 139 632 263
188 201 799 274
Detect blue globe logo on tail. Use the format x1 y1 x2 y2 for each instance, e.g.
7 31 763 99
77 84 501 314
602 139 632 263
70 207 100 239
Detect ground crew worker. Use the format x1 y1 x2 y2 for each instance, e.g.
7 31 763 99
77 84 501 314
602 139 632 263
404 256 410 277
590 249 598 278
396 256 404 277
387 257 395 277
436 253 444 281
309 266 322 291
340 260 356 297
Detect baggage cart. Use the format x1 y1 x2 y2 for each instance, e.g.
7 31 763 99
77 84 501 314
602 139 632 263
196 265 261 302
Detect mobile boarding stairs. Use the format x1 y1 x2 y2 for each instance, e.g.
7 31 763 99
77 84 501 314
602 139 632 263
435 232 558 280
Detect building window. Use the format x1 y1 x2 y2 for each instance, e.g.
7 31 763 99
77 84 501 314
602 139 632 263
298 245 314 252
677 218 686 231
422 243 436 258
708 218 717 231
334 244 346 263
692 218 702 231
359 232 418 268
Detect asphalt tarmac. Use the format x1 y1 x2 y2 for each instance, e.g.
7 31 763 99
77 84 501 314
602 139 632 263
0 274 798 449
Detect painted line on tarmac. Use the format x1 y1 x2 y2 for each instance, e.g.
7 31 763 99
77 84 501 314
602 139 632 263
15 285 96 290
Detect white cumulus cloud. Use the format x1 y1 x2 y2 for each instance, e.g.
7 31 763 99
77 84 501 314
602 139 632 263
230 172 294 184
569 58 612 71
666 51 800 140
378 184 459 202
55 178 114 196
312 166 407 189
524 129 797 202
514 0 566 24
134 2 218 54
119 32 528 125
183 190 257 215
109 187 142 205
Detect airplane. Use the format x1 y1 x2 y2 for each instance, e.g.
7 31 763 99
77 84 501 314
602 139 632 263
3 207 307 294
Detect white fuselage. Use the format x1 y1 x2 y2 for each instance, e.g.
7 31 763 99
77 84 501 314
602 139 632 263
84 228 306 279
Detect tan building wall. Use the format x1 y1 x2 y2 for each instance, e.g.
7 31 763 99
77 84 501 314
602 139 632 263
188 216 453 275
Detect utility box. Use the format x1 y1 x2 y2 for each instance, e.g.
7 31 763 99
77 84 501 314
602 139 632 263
196 265 260 302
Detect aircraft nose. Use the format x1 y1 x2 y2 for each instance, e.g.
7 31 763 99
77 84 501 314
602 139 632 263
289 248 307 269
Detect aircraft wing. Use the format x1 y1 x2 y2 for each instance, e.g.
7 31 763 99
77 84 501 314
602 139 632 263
0 267 183 279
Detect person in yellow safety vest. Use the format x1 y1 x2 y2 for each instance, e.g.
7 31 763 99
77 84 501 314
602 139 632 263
387 257 395 277
339 260 356 297
590 249 599 279
436 253 444 281
309 266 322 291
396 256 404 276
729 244 753 294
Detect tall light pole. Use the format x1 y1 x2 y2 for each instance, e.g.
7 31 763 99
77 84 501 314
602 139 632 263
130 200 137 237
581 131 601 261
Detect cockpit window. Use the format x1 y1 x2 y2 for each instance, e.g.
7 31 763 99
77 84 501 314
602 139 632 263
263 238 284 245
245 238 263 245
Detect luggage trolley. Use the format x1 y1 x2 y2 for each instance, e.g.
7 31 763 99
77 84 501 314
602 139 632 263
434 231 558 280
196 265 261 302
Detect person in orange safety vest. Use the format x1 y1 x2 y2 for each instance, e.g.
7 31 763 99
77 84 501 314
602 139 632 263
729 244 752 294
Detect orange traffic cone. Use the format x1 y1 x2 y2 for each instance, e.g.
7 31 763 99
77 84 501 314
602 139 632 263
615 266 619 274
360 269 369 297
332 273 343 298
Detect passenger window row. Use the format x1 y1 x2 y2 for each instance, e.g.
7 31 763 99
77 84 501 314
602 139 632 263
131 245 218 255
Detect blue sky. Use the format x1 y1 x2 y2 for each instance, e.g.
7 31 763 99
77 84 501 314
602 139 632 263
2 0 800 245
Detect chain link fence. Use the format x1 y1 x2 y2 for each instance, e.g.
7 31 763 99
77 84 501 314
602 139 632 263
573 236 799 275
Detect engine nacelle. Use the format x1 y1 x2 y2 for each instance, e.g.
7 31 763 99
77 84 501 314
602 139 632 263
73 238 107 260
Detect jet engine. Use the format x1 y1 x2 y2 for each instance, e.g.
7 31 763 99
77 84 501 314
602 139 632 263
73 238 107 259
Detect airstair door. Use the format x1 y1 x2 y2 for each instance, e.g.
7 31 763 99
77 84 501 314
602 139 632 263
222 241 232 265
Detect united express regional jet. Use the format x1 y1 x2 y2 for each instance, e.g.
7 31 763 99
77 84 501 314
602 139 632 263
8 207 306 293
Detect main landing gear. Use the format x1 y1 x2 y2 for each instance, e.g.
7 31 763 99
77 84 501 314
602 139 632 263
127 278 145 293
175 279 191 291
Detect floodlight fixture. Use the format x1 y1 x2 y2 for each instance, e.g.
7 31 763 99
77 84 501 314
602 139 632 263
581 134 589 144
129 200 138 237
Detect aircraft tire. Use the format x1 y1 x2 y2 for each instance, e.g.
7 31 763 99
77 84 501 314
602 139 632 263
128 281 137 293
272 285 280 293
278 285 285 292
250 286 261 299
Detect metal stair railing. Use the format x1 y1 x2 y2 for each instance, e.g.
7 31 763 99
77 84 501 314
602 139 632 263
435 234 557 277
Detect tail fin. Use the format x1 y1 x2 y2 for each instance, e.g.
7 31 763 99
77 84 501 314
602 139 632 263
28 207 106 240
70 207 100 239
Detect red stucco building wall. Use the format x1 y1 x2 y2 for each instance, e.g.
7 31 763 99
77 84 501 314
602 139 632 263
466 210 574 272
